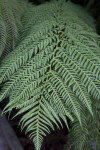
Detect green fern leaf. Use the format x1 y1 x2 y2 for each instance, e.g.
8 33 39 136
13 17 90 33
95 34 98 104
0 1 100 150
0 0 31 58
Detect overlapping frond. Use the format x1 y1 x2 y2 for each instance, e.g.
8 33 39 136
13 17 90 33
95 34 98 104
0 0 31 58
0 1 100 150
64 100 100 150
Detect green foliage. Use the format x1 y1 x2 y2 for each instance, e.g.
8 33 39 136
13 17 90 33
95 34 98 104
0 1 100 150
64 100 100 150
0 0 31 58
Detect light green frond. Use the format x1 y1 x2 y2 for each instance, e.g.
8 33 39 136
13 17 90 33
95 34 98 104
0 1 100 150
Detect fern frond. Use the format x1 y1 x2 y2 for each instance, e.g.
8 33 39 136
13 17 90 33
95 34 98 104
64 100 100 150
0 1 100 150
0 0 31 58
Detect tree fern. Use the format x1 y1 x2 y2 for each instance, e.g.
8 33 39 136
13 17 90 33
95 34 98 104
0 0 31 58
0 1 100 150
